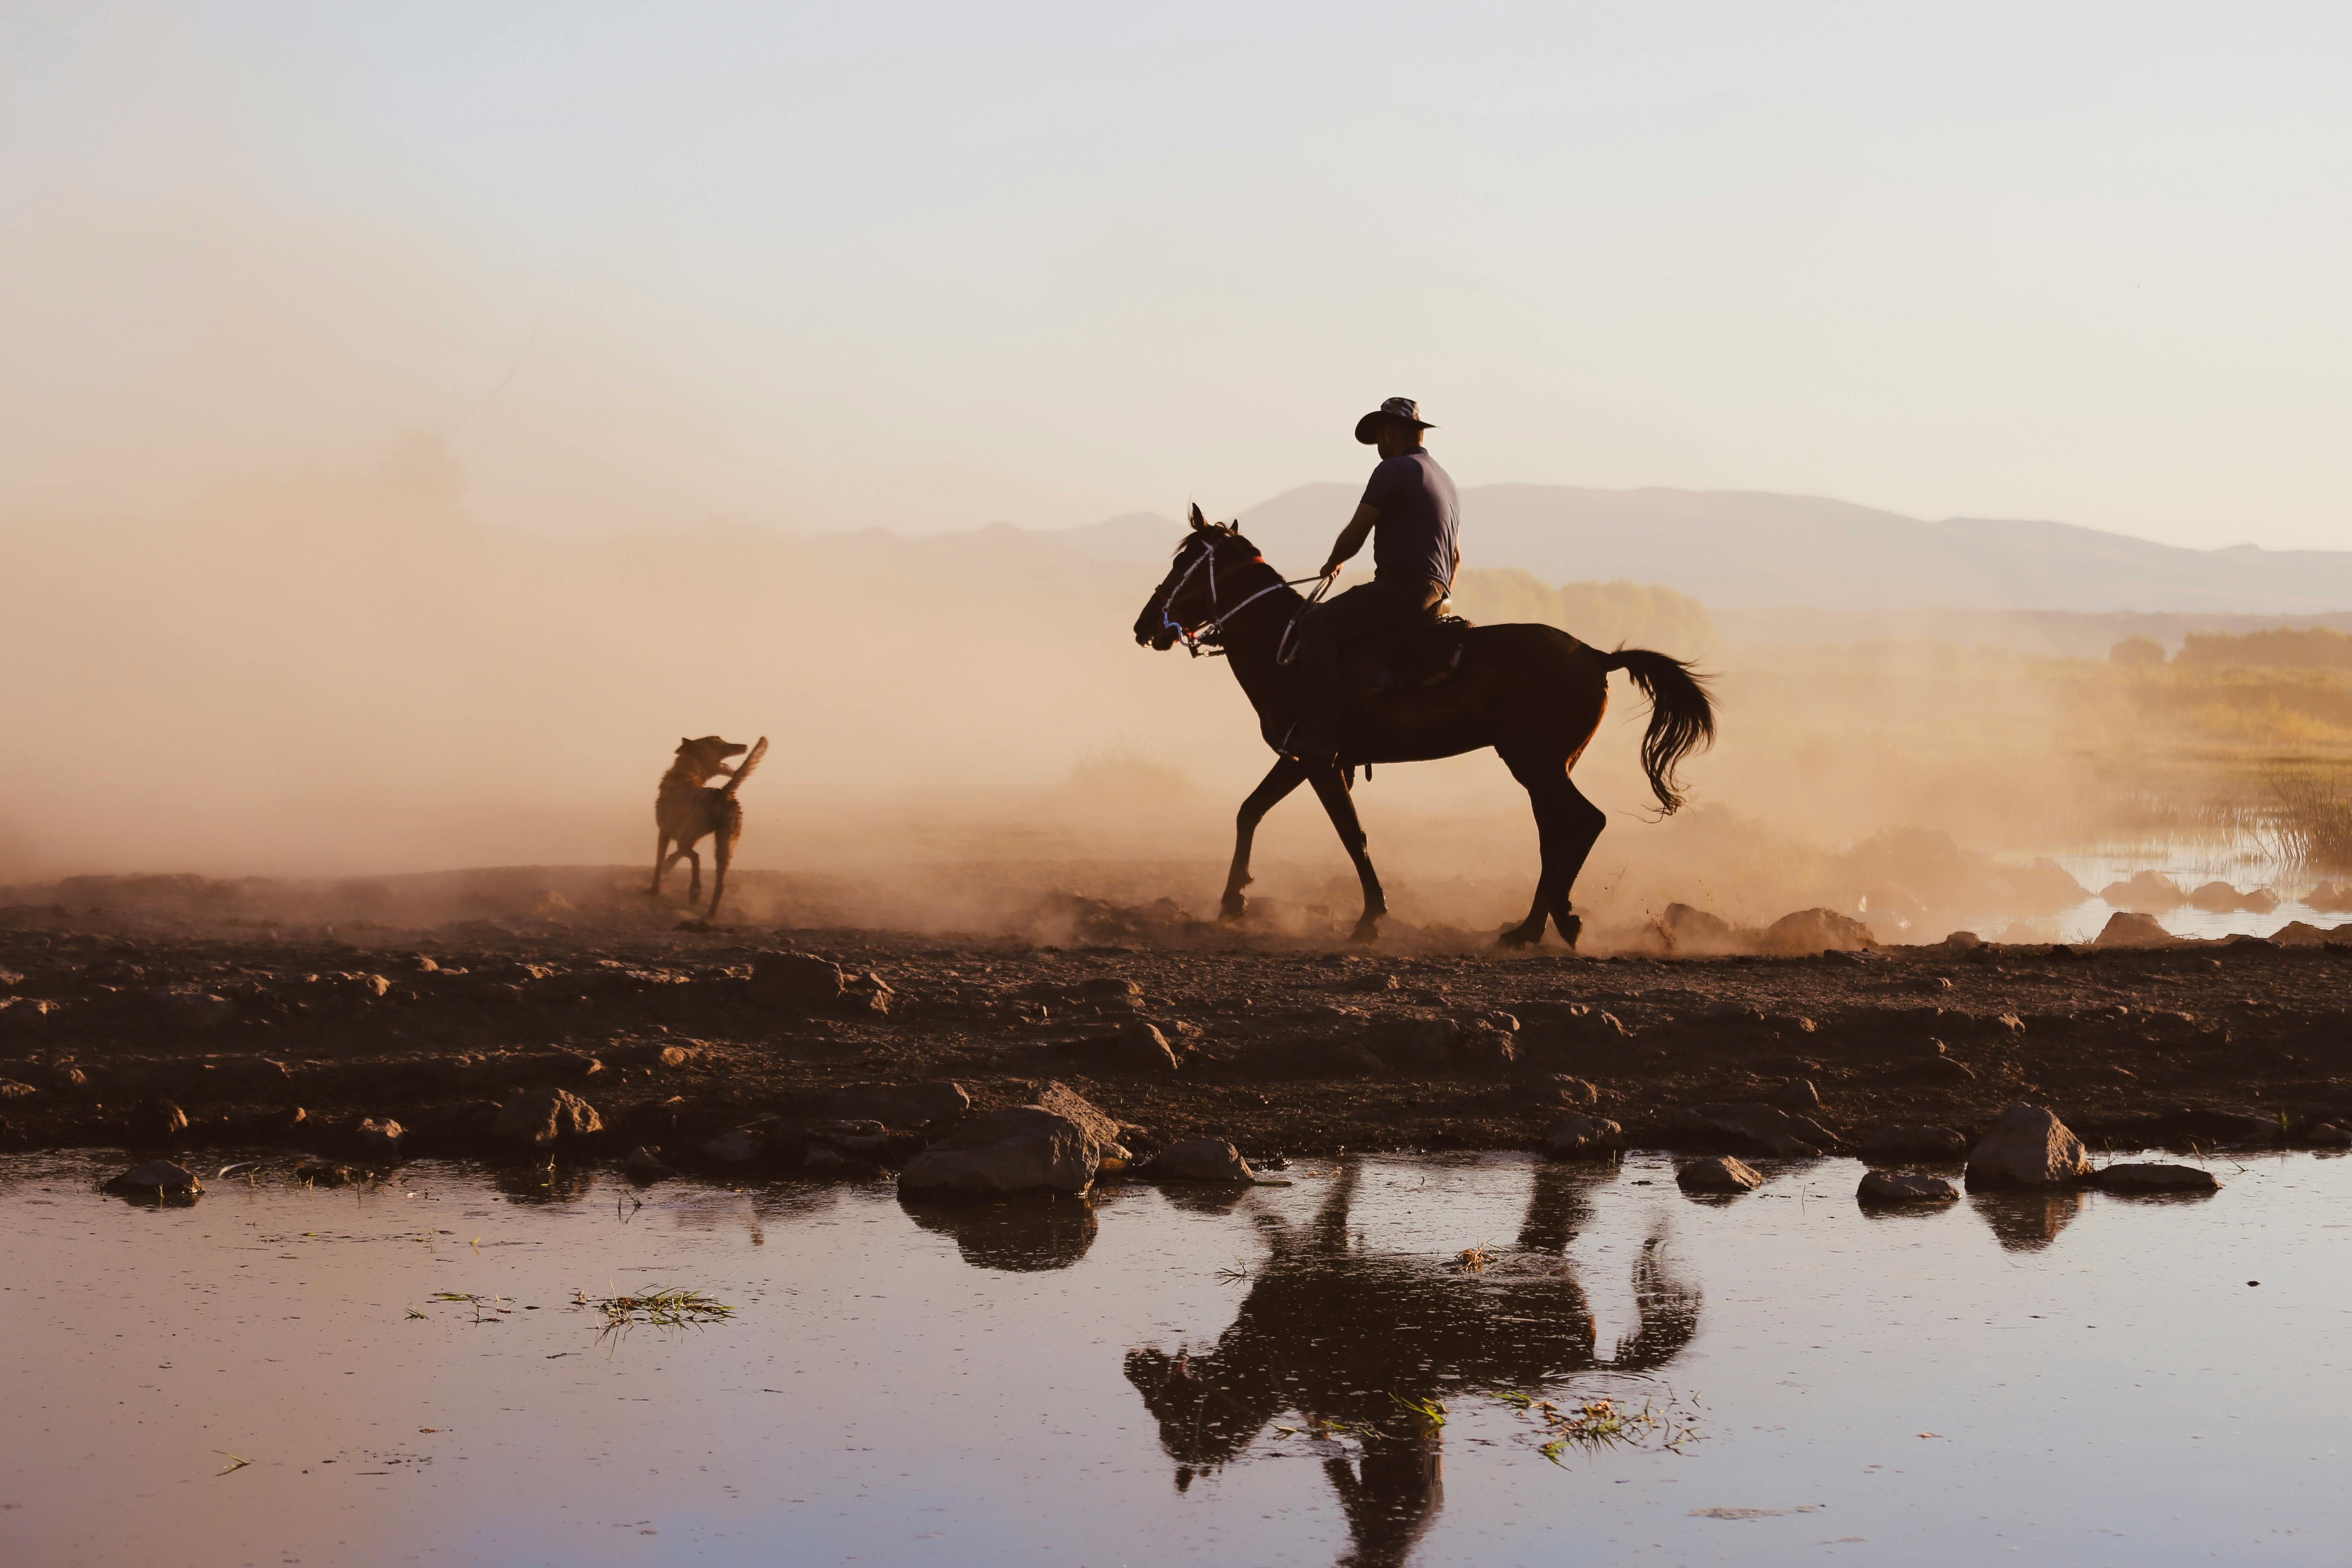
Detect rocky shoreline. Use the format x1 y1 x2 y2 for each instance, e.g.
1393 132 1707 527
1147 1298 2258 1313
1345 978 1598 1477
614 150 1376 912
6 919 2352 1182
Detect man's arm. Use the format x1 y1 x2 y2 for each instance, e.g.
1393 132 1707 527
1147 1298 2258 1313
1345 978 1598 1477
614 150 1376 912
1321 503 1379 577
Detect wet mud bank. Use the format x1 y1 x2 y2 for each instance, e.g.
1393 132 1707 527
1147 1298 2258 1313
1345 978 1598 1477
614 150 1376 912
4 919 2350 1173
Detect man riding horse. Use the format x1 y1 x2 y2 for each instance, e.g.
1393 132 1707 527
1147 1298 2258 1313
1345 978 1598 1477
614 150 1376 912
1274 397 1458 767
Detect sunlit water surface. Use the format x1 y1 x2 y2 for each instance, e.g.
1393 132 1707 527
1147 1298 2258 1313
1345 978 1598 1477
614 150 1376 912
4 1150 2348 1567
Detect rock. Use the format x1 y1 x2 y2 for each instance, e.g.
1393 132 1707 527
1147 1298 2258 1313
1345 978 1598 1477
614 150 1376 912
1661 1101 1839 1157
1661 902 1740 956
2307 1123 2352 1148
2093 911 2171 948
1141 1138 1259 1183
353 1118 405 1158
491 1088 603 1150
2092 1162 2220 1194
1351 972 1400 994
1941 930 1983 949
1368 1015 1456 1066
1079 975 1142 1001
0 997 64 1033
1451 1020 1518 1069
1757 908 1877 955
0 1078 35 1099
1320 1042 1384 1077
1768 1079 1822 1112
808 1081 971 1127
898 1106 1100 1198
1857 1170 1959 1204
752 950 847 1008
104 1158 200 1196
1524 1074 1599 1108
1676 1155 1763 1194
1858 1124 1969 1160
129 1096 189 1144
1542 1115 1625 1159
297 1162 358 1187
656 1044 694 1068
701 1127 770 1164
1110 1020 1182 1073
801 1144 848 1175
623 1145 674 1176
1964 1102 2092 1190
2220 935 2279 956
1025 1081 1122 1147
152 986 237 1026
2101 870 2187 912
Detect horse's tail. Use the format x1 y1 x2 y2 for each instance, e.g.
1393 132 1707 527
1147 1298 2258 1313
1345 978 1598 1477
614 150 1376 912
723 736 770 797
1605 649 1715 815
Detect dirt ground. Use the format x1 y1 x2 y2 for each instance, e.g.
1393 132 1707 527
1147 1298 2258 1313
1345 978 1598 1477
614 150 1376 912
4 874 2349 1173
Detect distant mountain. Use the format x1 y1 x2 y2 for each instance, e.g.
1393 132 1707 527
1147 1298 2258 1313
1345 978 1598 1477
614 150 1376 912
1048 484 2352 612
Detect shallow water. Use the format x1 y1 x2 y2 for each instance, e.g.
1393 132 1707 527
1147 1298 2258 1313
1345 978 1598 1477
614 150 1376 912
4 1149 2347 1567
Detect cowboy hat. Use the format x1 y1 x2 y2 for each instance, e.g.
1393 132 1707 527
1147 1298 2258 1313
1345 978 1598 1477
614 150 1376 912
1354 396 1436 444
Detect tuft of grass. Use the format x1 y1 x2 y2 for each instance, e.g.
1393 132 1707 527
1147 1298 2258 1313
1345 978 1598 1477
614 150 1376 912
577 1286 734 1330
1486 1385 1704 1468
1387 1393 1447 1428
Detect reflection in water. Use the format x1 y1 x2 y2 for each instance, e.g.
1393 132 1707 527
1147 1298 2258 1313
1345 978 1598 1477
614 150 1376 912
903 1194 1099 1271
1124 1161 1701 1568
1971 1188 2086 1251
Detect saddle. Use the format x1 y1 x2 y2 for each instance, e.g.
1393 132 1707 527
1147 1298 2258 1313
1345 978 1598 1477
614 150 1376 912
1343 608 1472 701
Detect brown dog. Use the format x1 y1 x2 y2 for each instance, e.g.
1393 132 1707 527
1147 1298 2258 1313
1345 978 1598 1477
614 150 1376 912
651 735 768 918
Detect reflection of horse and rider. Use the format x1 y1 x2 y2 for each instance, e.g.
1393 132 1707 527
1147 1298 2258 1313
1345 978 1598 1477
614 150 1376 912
1136 397 1716 949
1123 1161 1702 1568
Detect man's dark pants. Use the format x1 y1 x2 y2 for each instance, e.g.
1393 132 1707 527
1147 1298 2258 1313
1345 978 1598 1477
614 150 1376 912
1271 574 1449 755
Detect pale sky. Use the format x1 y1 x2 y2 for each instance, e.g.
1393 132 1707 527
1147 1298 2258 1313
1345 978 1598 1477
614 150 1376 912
3 0 2347 547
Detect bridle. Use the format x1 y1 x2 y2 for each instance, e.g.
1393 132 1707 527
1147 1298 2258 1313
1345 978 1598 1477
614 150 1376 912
1154 533 1331 658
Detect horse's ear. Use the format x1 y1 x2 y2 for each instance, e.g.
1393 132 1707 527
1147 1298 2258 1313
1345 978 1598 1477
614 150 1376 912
1188 502 1207 530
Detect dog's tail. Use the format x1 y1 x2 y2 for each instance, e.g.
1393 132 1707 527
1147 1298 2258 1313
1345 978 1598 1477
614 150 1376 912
723 737 769 797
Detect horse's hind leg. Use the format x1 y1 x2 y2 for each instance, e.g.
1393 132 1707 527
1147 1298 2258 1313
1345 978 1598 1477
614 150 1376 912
1500 751 1607 949
1222 756 1310 921
1308 764 1387 942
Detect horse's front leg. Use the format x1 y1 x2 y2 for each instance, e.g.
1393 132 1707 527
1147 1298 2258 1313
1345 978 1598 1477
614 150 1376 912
1307 764 1387 943
1222 756 1310 921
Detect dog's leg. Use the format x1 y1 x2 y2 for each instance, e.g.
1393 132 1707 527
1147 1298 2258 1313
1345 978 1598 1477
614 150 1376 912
707 814 737 920
682 842 702 904
651 831 672 895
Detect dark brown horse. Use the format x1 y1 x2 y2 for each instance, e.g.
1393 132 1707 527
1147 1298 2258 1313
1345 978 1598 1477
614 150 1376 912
1133 508 1714 948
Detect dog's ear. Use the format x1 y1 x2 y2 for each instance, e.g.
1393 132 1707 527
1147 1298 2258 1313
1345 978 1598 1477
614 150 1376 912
677 737 693 752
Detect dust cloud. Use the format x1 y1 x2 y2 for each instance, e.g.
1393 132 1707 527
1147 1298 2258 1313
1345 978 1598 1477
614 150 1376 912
2 432 2143 949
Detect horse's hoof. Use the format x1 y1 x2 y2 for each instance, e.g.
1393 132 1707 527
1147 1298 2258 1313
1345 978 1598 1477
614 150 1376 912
1348 918 1382 945
1496 923 1544 951
1555 913 1583 950
1219 895 1247 923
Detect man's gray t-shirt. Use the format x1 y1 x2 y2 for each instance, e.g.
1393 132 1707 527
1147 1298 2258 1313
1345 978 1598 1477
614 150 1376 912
1361 450 1458 588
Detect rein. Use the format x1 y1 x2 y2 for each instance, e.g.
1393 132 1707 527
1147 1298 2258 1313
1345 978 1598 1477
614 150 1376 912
1158 539 1327 658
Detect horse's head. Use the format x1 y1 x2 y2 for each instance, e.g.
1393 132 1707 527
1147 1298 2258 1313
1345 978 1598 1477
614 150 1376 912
1132 503 1260 651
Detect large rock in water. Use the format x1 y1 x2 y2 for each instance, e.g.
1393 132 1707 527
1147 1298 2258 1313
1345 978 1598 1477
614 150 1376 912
1542 1115 1625 1159
492 1089 603 1150
1026 1081 1123 1148
1661 1102 1839 1157
103 1158 200 1197
2091 1163 2220 1194
1676 1155 1763 1194
1857 1170 1959 1204
899 1106 1100 1199
1964 1102 2091 1190
1140 1139 1258 1182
